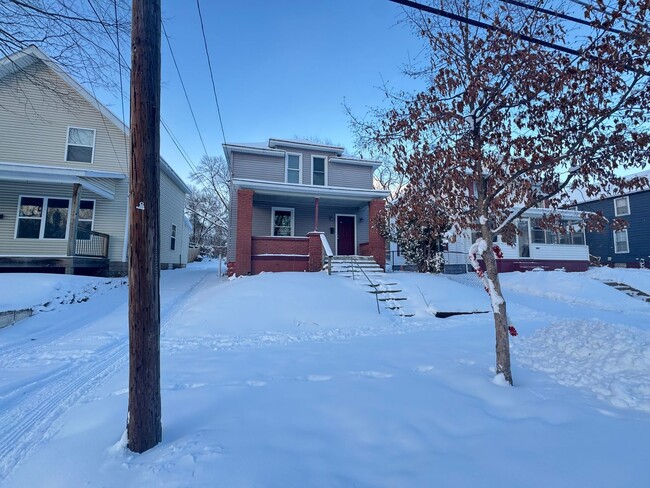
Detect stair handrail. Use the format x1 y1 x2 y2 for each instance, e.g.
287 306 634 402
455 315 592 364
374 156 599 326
319 233 334 275
349 256 381 314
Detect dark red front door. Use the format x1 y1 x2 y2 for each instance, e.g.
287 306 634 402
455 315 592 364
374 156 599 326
337 216 355 255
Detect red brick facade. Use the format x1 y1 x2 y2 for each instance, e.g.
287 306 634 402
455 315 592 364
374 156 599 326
308 232 324 272
368 199 386 268
235 189 254 275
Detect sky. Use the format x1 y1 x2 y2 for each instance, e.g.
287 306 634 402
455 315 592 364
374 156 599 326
103 0 427 183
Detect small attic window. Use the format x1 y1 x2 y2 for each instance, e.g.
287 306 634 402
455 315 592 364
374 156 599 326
66 127 96 163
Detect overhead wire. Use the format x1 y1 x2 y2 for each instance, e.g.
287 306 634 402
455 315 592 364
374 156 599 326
196 0 228 147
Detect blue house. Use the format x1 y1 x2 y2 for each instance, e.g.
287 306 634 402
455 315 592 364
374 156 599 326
576 170 650 268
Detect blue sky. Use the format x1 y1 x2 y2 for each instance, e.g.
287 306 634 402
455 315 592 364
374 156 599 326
140 0 425 181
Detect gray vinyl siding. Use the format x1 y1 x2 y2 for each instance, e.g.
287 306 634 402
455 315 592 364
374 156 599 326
328 162 374 189
159 170 188 267
0 180 127 263
271 145 336 186
0 60 128 175
232 152 285 182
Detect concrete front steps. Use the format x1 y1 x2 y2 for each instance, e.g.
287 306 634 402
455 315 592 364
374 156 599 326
323 255 385 277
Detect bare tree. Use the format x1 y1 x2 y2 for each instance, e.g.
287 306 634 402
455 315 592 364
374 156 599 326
354 0 650 385
188 155 230 253
0 0 130 89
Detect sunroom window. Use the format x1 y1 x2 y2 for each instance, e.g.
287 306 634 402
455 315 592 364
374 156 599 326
66 127 96 163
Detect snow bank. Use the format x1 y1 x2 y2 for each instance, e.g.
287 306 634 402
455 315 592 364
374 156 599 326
516 319 650 413
500 270 650 312
586 267 650 295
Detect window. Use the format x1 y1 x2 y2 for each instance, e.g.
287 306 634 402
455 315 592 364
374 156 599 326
16 196 69 239
171 224 177 250
76 200 95 239
66 127 96 163
614 229 629 253
312 156 326 186
286 153 302 184
614 196 630 216
530 218 585 245
272 207 294 236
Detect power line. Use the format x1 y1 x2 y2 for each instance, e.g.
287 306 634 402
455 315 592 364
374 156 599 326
162 20 210 156
498 0 625 35
196 0 228 147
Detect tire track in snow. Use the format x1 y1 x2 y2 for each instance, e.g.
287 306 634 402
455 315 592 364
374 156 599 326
0 271 213 482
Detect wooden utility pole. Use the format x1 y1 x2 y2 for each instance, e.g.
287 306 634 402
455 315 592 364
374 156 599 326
127 0 162 453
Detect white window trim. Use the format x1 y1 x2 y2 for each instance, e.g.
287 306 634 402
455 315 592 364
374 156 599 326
335 213 357 255
171 224 177 250
285 152 302 184
271 207 295 237
614 196 630 217
65 126 96 164
78 199 96 230
614 229 629 254
311 155 328 186
14 195 71 240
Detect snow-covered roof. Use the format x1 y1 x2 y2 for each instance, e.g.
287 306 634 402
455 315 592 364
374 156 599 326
568 170 650 204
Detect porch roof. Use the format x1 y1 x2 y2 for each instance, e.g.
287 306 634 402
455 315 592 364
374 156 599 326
232 178 390 203
0 162 125 199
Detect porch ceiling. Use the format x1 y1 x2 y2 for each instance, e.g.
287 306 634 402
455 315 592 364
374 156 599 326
0 162 125 199
253 193 369 209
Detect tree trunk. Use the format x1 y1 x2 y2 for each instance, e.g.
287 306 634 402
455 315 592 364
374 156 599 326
481 227 513 385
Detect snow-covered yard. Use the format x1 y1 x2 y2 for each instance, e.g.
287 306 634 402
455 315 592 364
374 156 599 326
1 262 649 487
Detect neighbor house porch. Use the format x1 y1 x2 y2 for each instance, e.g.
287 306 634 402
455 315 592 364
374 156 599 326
0 162 125 274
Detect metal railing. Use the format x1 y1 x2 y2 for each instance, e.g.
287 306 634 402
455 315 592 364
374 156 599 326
349 256 381 314
75 229 110 258
319 233 334 275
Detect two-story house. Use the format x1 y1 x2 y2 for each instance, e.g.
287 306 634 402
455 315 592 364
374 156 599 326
576 170 650 268
223 139 390 276
0 46 191 276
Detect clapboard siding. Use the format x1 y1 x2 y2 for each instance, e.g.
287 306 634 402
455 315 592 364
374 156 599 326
578 191 650 264
0 61 128 175
0 180 127 262
159 170 188 267
232 152 284 182
328 162 373 189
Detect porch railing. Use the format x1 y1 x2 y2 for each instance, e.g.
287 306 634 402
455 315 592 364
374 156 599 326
75 229 110 258
319 233 334 275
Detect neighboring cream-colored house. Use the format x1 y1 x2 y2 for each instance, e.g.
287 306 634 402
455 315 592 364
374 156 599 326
0 46 190 275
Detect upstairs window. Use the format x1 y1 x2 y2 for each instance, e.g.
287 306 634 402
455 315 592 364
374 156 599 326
312 156 326 186
286 153 302 184
66 127 96 163
614 196 630 216
272 207 294 236
171 224 177 250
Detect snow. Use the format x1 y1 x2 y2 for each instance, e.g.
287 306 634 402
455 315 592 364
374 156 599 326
1 262 650 487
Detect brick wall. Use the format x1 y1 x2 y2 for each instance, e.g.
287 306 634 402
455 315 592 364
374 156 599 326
235 189 254 275
251 237 309 256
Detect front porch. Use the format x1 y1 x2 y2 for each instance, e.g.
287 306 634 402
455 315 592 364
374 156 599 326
229 180 389 276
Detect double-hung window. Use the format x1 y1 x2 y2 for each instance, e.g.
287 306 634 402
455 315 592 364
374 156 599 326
77 200 95 239
16 196 70 239
66 127 96 163
286 153 302 184
171 224 177 250
272 207 294 236
312 156 326 186
614 229 629 253
614 196 630 216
